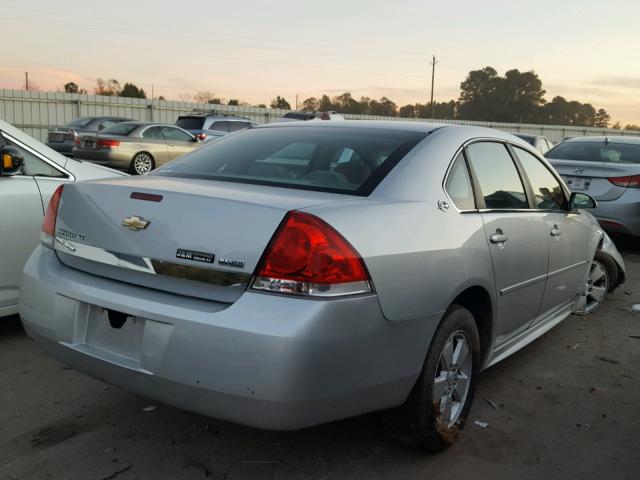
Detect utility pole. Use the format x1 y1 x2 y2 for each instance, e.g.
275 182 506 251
296 94 299 110
151 85 155 100
429 55 437 119
25 72 29 91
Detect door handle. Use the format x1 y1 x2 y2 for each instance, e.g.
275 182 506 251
489 229 508 244
550 225 561 237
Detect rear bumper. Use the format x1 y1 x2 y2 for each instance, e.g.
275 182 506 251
20 247 438 430
592 191 640 236
46 140 74 154
72 148 131 168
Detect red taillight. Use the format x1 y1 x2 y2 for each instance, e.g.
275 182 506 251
41 185 64 247
608 175 640 188
97 139 120 148
252 212 371 296
74 136 81 145
196 133 207 141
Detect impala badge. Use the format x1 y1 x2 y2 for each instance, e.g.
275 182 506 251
122 216 150 231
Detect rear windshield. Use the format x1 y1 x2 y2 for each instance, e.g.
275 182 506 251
283 112 314 120
546 141 640 164
65 117 94 128
100 122 139 136
153 126 426 195
176 116 206 130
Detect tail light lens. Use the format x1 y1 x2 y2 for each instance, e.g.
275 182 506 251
608 175 640 188
252 212 371 297
196 133 207 141
41 185 64 248
97 139 120 148
74 136 81 145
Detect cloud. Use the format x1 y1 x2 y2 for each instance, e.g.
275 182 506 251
589 77 640 89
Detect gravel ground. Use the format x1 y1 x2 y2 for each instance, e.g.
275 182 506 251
1 238 639 480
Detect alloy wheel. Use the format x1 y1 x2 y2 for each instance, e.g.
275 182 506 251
432 330 472 428
578 260 609 314
133 154 153 175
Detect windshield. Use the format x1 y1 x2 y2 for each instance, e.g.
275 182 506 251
64 117 94 128
100 122 140 136
176 117 206 130
154 126 426 195
546 141 640 164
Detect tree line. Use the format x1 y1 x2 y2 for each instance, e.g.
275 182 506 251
58 68 638 129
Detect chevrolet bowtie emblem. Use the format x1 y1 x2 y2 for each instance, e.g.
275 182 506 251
122 216 150 231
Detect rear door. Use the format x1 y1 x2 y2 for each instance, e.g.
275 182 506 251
466 141 548 344
161 126 198 160
512 147 589 319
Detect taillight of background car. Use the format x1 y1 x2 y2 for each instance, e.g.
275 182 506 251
608 175 640 188
96 139 120 149
251 212 371 297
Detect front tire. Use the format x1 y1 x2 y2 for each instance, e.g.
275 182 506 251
576 251 617 314
392 305 480 452
129 152 155 175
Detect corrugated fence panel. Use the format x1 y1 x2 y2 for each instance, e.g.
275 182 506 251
1 89 638 144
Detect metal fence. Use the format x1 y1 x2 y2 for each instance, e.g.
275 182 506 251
2 89 638 144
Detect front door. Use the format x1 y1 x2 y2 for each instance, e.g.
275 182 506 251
511 146 589 319
161 126 198 160
466 142 548 344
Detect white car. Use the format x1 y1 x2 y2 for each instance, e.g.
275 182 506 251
0 119 126 318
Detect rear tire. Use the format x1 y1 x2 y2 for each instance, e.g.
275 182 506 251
129 152 155 175
390 305 480 452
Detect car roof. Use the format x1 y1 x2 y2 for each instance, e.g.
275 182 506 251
562 135 640 145
178 113 251 120
257 119 450 133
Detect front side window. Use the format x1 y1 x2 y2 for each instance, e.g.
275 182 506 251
445 153 475 210
154 126 426 195
161 127 193 142
513 147 566 210
466 142 528 209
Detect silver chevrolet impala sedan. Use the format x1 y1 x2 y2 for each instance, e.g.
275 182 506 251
20 121 625 451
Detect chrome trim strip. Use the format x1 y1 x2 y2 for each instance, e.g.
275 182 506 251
500 260 588 296
54 238 250 287
500 273 547 296
547 260 588 279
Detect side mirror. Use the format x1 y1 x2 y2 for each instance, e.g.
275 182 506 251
570 192 597 209
0 146 24 176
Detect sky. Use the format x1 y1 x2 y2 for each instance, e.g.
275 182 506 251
1 0 640 124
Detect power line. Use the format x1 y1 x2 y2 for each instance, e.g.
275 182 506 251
429 55 437 119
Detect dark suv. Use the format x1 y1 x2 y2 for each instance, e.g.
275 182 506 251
175 114 256 141
46 116 131 155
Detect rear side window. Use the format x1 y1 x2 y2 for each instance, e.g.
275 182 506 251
228 121 251 132
142 126 164 139
466 142 528 209
161 127 193 142
154 127 426 196
208 121 229 132
64 117 94 128
176 117 205 130
101 123 138 136
445 153 475 210
546 141 640 164
513 147 566 210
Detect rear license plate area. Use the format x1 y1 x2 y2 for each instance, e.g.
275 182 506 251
84 141 95 148
85 307 144 361
564 176 591 190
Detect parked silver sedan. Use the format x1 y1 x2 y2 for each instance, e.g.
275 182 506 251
0 119 125 319
546 136 640 236
72 121 202 175
20 122 625 451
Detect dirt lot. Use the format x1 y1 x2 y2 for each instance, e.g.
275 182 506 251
2 238 639 480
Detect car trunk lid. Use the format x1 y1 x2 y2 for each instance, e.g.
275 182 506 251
54 176 354 303
548 159 639 201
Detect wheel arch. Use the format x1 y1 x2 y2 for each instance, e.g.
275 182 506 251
448 285 494 367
